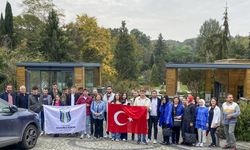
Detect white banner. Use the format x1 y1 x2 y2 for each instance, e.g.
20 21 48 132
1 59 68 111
44 104 86 134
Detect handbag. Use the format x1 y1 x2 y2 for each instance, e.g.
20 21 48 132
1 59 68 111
163 127 172 137
173 119 182 127
184 132 197 144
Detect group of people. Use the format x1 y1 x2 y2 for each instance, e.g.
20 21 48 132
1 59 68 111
0 84 241 150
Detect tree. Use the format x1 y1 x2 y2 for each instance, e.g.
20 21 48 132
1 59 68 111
114 21 137 80
22 0 55 21
4 2 14 48
197 19 221 62
150 63 160 86
0 13 5 35
220 6 230 59
40 9 68 61
153 33 167 84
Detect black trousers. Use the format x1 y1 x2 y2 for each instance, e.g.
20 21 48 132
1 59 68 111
94 119 103 138
41 111 44 131
172 126 181 144
90 114 94 135
120 133 128 140
148 116 158 140
104 112 109 135
162 124 170 144
209 127 218 145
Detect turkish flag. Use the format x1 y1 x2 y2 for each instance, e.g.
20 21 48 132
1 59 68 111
107 103 148 134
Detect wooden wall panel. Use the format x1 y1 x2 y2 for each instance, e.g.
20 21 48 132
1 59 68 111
16 67 26 89
74 67 84 88
166 68 177 96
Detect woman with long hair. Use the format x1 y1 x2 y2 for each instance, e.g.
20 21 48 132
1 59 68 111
208 97 221 147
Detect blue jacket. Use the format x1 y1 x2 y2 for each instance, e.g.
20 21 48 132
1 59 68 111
195 106 209 130
173 102 184 117
159 102 173 128
91 100 105 120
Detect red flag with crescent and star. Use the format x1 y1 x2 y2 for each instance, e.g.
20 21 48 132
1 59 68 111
107 103 148 134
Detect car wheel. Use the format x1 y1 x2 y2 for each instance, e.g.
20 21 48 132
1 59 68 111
20 124 38 149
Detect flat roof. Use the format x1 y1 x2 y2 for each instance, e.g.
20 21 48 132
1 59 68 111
16 62 101 68
166 63 250 69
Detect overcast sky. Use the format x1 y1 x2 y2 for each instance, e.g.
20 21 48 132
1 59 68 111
1 0 250 41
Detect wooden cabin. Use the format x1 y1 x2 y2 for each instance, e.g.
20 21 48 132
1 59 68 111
16 62 101 92
165 59 250 101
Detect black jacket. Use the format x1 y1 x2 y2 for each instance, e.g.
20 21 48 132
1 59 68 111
183 103 196 123
66 93 79 106
17 93 29 109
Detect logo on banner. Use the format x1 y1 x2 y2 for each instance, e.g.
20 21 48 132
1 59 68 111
114 111 133 126
59 108 71 123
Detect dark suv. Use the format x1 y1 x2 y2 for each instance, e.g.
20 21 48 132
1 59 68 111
0 98 40 149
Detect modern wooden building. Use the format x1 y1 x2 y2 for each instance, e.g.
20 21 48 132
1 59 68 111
166 60 250 101
16 62 101 92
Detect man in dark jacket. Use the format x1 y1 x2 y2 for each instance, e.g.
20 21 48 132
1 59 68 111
0 84 17 105
148 90 161 144
49 82 61 100
28 86 42 113
181 95 196 145
66 86 79 106
17 85 29 109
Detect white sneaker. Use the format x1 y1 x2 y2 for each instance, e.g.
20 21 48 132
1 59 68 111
196 143 200 147
200 143 203 147
147 139 151 143
40 131 44 136
86 134 91 138
104 135 108 138
153 139 157 144
115 139 120 142
80 134 84 139
122 139 126 141
111 138 115 141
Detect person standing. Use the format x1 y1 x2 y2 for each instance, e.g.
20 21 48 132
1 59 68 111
76 89 93 139
120 93 129 141
208 97 221 147
17 85 29 109
28 86 42 130
103 86 115 138
91 93 105 139
110 93 122 141
39 87 52 135
0 84 17 105
148 90 161 144
134 88 151 144
172 96 184 145
128 90 139 141
49 83 61 100
181 95 196 145
195 99 208 147
66 86 78 106
222 94 240 150
90 88 98 136
60 87 68 106
159 96 173 145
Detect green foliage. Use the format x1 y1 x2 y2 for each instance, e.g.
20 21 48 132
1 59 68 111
40 9 69 61
150 64 160 86
0 13 5 35
114 21 138 80
235 102 250 141
2 2 14 49
197 19 222 62
112 80 140 94
153 33 167 84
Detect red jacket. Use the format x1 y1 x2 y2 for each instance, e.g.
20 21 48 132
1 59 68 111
76 95 93 116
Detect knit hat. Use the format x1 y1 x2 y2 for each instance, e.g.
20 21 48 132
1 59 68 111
188 95 194 103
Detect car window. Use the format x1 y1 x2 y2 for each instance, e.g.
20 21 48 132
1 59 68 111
0 101 10 113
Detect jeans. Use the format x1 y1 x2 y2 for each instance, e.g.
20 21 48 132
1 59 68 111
112 133 121 140
197 128 206 143
138 134 146 143
37 112 42 132
94 119 103 138
224 124 236 147
81 116 91 135
148 116 158 140
120 133 127 140
172 126 181 144
210 127 218 145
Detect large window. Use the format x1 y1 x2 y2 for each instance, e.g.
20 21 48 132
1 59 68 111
85 69 94 88
27 69 73 92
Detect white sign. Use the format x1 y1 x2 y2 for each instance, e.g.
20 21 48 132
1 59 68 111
44 104 86 134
